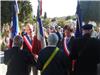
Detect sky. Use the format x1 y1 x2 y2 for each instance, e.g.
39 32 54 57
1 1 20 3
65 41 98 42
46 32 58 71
30 0 77 18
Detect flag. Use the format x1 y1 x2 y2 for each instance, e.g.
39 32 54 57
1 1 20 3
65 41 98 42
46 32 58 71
32 1 46 55
38 0 42 16
37 0 46 49
9 0 19 48
38 17 46 47
32 13 46 55
75 1 82 38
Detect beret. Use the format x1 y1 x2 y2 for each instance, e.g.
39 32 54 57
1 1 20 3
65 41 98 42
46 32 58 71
82 24 93 30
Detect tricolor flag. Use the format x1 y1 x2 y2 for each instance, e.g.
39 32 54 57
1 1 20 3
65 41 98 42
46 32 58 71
9 0 19 48
38 0 42 16
32 0 46 56
37 16 46 49
75 1 82 38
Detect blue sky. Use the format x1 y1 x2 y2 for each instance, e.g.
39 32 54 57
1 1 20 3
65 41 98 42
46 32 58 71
30 0 77 18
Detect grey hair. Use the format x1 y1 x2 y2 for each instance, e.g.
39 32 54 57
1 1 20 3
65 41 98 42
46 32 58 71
47 33 58 46
13 35 23 48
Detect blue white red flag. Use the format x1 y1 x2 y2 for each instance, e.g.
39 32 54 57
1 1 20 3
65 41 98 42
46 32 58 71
37 16 46 48
38 0 42 16
32 1 46 55
9 0 19 48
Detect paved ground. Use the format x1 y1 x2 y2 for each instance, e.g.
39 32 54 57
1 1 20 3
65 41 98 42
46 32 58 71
0 64 7 75
0 64 41 75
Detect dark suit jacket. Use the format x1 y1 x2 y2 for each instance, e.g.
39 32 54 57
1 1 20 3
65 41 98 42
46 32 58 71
70 34 100 75
37 47 70 75
4 47 34 75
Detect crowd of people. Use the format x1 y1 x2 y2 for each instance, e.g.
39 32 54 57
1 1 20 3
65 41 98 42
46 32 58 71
2 20 100 75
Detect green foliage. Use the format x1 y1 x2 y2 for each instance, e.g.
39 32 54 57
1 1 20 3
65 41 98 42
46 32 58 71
57 18 65 27
1 42 7 51
65 15 76 21
43 19 51 27
1 1 12 28
1 1 33 26
18 1 33 23
65 16 72 20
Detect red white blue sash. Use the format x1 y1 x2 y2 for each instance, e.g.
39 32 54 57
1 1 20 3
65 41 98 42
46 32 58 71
64 37 70 57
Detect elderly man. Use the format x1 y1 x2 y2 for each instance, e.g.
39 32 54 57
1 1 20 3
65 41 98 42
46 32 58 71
22 22 38 75
70 24 100 75
4 35 35 75
37 33 70 75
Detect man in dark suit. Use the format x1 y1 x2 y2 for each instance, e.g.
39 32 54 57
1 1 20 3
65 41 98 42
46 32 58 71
70 24 100 75
4 35 35 75
37 33 70 75
22 22 38 75
63 25 75 52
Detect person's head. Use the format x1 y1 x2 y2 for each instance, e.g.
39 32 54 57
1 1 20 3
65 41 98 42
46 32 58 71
13 35 23 48
82 24 93 36
50 26 55 33
55 25 61 32
25 22 33 35
63 25 74 37
47 33 58 46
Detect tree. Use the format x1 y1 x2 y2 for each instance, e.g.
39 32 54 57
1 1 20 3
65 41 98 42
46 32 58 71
1 1 33 31
65 15 76 20
43 18 50 27
79 1 100 24
57 18 66 27
44 12 47 19
65 16 72 20
1 1 12 30
18 1 33 23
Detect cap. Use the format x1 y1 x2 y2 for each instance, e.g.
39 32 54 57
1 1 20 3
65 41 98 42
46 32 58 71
82 24 93 30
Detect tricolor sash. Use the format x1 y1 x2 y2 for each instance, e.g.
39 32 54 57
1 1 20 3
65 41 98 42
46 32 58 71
64 37 70 57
